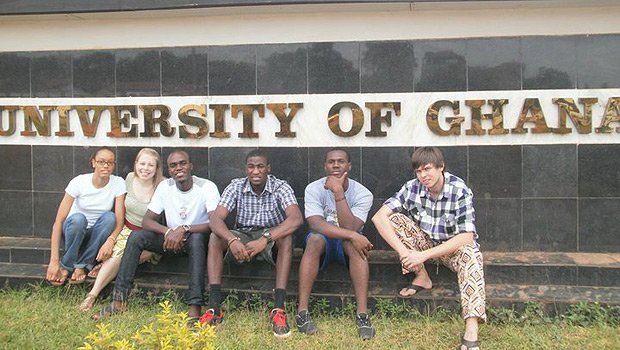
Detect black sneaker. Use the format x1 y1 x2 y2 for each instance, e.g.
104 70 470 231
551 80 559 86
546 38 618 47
296 310 319 335
356 313 376 340
270 308 291 338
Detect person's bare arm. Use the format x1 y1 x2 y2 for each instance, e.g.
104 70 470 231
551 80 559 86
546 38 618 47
46 193 74 282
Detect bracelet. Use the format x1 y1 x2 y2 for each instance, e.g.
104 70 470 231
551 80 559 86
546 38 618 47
164 228 172 238
335 196 346 202
227 237 241 247
107 236 117 243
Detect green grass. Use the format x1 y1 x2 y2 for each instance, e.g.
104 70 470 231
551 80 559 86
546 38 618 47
0 284 618 349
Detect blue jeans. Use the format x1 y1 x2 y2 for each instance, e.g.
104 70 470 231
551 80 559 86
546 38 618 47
112 229 208 306
60 212 116 271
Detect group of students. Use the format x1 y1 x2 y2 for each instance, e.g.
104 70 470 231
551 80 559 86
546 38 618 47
45 146 485 350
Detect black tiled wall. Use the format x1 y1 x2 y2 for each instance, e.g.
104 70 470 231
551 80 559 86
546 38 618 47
1 33 619 253
2 34 620 97
1 144 618 253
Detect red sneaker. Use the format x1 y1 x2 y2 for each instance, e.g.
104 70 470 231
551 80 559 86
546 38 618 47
199 309 224 328
270 308 291 338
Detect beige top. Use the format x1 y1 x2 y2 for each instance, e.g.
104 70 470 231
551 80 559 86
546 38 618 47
124 172 151 227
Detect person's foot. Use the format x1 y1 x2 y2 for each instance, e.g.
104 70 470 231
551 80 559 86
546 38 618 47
79 294 97 312
48 269 69 286
270 308 291 338
459 338 480 350
199 309 224 329
399 272 432 298
69 268 87 284
87 264 102 279
296 310 318 335
356 312 376 340
91 303 126 321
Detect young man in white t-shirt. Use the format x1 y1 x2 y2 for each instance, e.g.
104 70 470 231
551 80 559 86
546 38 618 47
296 148 375 339
93 151 220 323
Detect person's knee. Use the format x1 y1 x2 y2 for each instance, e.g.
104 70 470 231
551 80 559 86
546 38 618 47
276 234 293 250
65 213 88 231
126 229 150 249
342 241 364 263
93 211 116 235
186 233 207 254
208 232 225 251
304 234 325 256
99 211 116 225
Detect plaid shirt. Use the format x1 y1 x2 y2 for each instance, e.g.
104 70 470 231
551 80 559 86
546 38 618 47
384 172 477 244
218 174 298 229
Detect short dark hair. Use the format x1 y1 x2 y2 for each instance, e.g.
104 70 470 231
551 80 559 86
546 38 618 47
411 147 444 170
325 147 350 163
90 146 115 162
167 150 190 164
246 149 269 164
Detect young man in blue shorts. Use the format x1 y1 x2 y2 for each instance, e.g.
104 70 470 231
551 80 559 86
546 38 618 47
296 148 375 339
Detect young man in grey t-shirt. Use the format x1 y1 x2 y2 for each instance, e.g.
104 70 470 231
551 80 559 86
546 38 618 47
296 148 375 339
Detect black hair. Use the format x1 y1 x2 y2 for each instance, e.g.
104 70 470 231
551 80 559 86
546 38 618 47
246 149 270 165
325 147 350 162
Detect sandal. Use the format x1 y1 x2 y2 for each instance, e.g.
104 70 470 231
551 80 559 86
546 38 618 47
92 304 122 321
458 338 480 350
69 269 87 285
398 284 431 299
79 294 97 312
87 264 102 279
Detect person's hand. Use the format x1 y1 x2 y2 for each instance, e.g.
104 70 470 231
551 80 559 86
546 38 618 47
245 237 268 260
228 238 250 262
96 238 114 261
46 261 62 283
324 172 348 194
349 232 373 260
164 227 185 252
400 250 428 271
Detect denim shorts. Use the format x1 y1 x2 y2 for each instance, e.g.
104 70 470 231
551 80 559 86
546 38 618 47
305 231 347 271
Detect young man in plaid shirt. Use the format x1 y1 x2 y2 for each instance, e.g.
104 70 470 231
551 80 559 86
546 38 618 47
372 147 485 350
202 149 303 338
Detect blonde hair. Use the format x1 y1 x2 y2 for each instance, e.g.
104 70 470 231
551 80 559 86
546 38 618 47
134 148 163 187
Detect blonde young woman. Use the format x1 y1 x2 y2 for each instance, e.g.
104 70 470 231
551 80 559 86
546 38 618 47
46 147 126 286
79 148 163 312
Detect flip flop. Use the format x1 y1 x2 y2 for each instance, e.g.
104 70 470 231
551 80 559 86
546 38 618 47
398 284 431 299
91 305 122 321
87 264 102 279
458 338 480 350
79 294 97 312
69 269 87 285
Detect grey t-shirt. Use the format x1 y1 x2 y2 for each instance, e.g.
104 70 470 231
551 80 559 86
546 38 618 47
304 177 373 228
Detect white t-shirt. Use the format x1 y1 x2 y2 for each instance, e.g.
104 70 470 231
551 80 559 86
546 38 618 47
148 176 220 228
65 173 127 228
304 177 373 227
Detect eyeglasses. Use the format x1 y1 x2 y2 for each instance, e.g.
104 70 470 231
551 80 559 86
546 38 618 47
95 160 116 167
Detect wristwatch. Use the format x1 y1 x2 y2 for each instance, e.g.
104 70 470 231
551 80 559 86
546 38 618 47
182 224 191 233
262 230 272 243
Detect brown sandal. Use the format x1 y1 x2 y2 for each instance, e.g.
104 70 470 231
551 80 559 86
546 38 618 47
69 269 87 285
87 264 102 279
79 294 97 312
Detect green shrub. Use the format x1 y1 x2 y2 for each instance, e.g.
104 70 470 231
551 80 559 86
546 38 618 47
562 301 620 327
79 301 215 350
